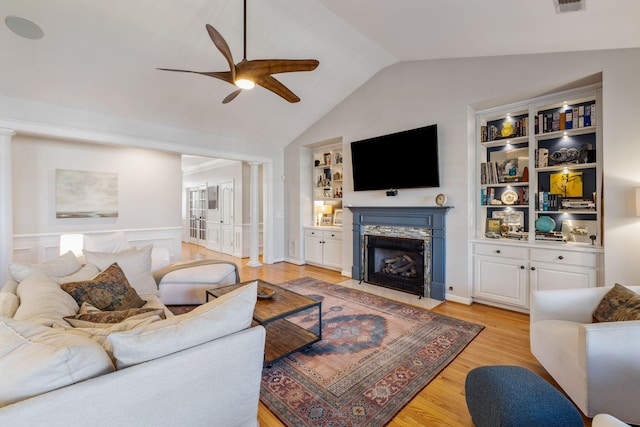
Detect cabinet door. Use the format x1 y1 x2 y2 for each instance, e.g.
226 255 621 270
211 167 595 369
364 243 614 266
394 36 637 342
474 255 528 307
530 262 596 291
322 232 342 270
304 231 324 265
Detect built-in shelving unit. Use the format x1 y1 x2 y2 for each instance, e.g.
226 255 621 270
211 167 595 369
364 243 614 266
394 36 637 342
472 84 604 312
312 144 342 226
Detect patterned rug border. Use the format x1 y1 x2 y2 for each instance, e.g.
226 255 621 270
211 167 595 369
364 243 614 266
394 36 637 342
260 277 484 427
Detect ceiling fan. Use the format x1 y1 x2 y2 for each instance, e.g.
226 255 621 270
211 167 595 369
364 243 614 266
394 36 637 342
158 0 319 104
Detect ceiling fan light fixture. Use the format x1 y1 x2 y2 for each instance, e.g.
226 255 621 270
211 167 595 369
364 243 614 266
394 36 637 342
235 78 255 90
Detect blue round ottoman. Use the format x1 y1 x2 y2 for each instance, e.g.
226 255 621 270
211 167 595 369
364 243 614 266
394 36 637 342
465 365 583 427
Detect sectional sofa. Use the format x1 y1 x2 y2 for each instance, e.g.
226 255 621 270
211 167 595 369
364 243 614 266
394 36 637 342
0 244 265 427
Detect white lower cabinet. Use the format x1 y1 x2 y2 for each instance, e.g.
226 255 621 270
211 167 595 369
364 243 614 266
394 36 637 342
472 241 601 311
304 227 342 271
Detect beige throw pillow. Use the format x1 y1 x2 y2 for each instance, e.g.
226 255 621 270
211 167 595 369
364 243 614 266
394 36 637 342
108 281 258 369
84 245 158 296
14 272 80 328
9 251 81 283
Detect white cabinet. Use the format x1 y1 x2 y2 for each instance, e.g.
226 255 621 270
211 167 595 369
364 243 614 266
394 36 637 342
304 227 342 271
473 243 529 308
472 241 600 311
529 248 597 291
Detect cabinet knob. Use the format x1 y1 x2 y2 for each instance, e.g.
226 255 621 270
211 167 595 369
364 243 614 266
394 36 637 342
530 267 536 271
330 234 335 237
520 265 525 269
558 255 564 260
496 250 501 254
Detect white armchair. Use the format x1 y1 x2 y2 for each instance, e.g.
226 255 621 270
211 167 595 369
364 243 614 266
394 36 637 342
530 285 640 425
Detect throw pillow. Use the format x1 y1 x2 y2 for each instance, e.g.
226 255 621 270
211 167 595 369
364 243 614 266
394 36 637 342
9 251 82 282
84 245 158 296
54 264 101 284
14 272 80 328
61 263 146 311
108 281 258 369
64 305 165 328
592 283 640 322
0 292 19 318
0 318 114 408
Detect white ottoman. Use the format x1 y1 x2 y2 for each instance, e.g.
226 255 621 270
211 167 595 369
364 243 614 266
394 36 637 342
153 261 240 305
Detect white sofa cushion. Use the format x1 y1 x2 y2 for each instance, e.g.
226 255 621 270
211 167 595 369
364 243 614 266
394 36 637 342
84 245 158 296
0 292 19 318
9 251 82 283
108 281 258 369
158 262 238 284
13 273 79 328
0 318 114 407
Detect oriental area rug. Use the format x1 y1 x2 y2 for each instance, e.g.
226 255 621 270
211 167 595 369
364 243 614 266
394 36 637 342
260 277 484 427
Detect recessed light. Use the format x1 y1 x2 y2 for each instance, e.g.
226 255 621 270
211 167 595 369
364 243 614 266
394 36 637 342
5 15 44 40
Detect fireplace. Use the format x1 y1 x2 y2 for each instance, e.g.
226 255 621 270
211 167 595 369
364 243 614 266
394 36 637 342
364 235 427 296
347 206 451 300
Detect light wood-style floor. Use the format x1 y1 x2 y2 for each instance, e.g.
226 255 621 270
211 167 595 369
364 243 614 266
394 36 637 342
181 244 591 427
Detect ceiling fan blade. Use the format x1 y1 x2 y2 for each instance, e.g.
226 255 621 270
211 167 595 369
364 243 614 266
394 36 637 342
240 59 319 77
222 89 242 104
157 68 234 85
255 75 300 103
205 24 236 82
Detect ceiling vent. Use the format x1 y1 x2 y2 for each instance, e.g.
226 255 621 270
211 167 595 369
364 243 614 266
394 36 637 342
554 0 586 13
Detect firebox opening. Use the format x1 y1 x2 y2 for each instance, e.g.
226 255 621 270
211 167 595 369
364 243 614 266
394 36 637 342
364 235 426 297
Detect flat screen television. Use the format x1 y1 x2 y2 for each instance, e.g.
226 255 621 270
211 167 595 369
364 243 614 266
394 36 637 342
350 124 440 191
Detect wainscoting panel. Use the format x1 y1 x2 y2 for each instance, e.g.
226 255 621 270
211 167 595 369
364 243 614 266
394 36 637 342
13 227 183 264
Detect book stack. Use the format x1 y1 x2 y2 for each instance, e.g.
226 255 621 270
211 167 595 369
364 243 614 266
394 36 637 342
480 162 502 185
537 192 562 211
535 231 567 242
536 102 595 134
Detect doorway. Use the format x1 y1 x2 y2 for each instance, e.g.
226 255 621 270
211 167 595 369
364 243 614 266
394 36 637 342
187 186 207 246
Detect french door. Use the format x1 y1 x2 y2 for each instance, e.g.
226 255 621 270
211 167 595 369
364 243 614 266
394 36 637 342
188 186 207 246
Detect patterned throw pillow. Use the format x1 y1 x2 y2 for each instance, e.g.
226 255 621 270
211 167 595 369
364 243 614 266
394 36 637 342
61 263 146 311
592 283 640 322
64 306 165 328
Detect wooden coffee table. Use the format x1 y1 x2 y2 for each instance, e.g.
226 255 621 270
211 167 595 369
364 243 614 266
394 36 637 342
206 280 322 366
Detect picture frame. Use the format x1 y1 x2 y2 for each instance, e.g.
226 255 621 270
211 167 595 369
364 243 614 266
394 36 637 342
321 213 333 226
333 209 343 225
485 218 502 237
492 210 524 231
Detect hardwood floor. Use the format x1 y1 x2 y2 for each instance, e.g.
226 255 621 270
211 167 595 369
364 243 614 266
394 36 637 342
181 244 592 426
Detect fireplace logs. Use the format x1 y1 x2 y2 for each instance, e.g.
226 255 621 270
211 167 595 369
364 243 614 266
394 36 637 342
382 255 417 277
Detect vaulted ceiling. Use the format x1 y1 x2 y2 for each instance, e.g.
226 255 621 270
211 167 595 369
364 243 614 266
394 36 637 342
2 0 639 152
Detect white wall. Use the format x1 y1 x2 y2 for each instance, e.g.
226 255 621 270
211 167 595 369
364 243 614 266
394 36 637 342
12 135 182 234
8 135 184 264
285 48 640 301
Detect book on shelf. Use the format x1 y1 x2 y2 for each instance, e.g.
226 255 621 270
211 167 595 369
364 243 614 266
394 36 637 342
565 109 573 129
480 162 502 185
537 192 562 211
